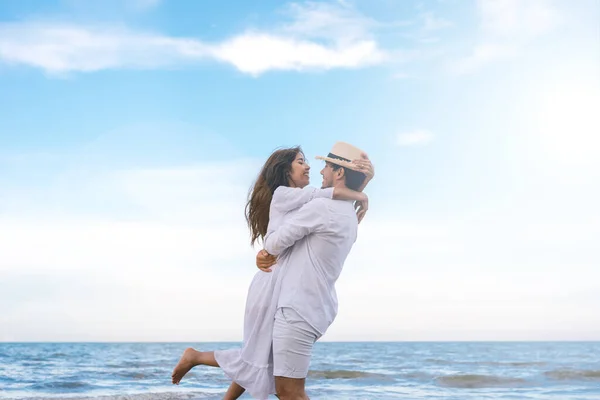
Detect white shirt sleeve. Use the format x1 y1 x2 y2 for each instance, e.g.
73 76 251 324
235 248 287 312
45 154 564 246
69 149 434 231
264 199 330 256
272 186 334 214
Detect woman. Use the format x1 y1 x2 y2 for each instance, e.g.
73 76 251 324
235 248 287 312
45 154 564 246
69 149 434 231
171 146 373 399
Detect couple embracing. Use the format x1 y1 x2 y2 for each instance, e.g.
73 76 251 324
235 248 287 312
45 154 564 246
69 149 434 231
171 142 374 400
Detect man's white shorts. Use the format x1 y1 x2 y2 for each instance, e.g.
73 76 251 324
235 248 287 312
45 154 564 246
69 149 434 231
272 307 320 379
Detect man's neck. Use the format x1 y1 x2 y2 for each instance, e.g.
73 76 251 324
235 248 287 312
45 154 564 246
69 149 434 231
332 181 348 190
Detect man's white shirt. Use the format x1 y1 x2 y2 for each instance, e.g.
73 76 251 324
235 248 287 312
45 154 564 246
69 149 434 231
265 196 358 335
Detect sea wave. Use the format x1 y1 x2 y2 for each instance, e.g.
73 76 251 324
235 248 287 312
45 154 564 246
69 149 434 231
114 371 148 380
49 353 69 358
398 371 434 380
436 374 528 388
425 358 546 367
424 358 453 365
5 392 215 400
30 381 92 390
505 361 547 367
308 369 390 380
545 369 600 381
105 362 159 369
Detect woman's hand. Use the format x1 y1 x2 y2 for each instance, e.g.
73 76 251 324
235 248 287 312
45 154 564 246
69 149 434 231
256 249 277 272
354 193 368 224
352 153 374 182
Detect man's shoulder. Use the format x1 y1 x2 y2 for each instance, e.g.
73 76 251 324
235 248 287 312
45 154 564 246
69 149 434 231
296 198 336 222
316 198 356 220
309 197 341 209
302 196 330 210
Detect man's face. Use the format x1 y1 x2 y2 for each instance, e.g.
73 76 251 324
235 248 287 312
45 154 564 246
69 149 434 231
320 162 335 188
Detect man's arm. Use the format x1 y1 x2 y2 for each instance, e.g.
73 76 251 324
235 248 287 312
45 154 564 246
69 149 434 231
264 199 329 256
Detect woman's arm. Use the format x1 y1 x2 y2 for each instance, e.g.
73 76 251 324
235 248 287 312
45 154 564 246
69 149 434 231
352 153 375 192
332 187 367 203
272 186 334 213
333 186 368 223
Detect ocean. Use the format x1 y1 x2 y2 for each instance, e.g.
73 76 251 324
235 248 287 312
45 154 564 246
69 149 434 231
0 342 599 399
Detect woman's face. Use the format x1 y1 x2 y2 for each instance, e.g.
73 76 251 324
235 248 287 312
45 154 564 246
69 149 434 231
288 152 310 188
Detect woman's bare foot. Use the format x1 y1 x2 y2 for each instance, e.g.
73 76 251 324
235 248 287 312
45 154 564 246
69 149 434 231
172 347 199 384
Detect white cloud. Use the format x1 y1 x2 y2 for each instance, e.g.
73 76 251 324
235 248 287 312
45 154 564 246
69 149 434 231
391 71 410 79
402 10 453 44
0 23 208 73
452 0 561 74
281 1 376 44
0 217 258 342
396 129 434 146
528 77 600 167
478 0 561 38
0 157 262 341
421 12 453 31
329 212 600 341
1 151 599 340
451 43 517 74
0 2 385 75
213 33 383 75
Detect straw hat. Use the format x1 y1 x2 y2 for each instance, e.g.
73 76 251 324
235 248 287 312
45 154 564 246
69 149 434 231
315 141 365 171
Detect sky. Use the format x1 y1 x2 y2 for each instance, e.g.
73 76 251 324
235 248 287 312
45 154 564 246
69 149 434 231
0 0 599 342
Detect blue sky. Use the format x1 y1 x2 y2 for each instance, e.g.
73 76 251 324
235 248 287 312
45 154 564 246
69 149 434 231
1 0 599 342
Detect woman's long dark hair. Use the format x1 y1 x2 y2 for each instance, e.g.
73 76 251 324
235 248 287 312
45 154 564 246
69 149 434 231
245 146 302 246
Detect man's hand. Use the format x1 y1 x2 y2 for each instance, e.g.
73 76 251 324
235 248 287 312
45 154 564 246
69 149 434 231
354 193 368 224
256 249 277 272
352 153 374 182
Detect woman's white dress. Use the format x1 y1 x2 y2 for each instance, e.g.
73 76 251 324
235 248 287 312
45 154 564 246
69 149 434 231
214 186 333 399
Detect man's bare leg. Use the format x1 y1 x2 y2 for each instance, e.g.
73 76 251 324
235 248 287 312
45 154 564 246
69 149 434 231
223 381 246 400
171 347 219 384
275 376 309 400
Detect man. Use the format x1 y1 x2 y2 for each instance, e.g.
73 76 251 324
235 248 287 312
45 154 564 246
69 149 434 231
260 142 373 400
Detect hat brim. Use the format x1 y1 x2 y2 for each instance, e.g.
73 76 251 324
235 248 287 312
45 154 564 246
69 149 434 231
315 155 362 171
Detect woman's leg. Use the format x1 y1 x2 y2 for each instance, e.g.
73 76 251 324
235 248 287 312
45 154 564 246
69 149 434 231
172 348 247 399
172 347 219 384
223 381 246 400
